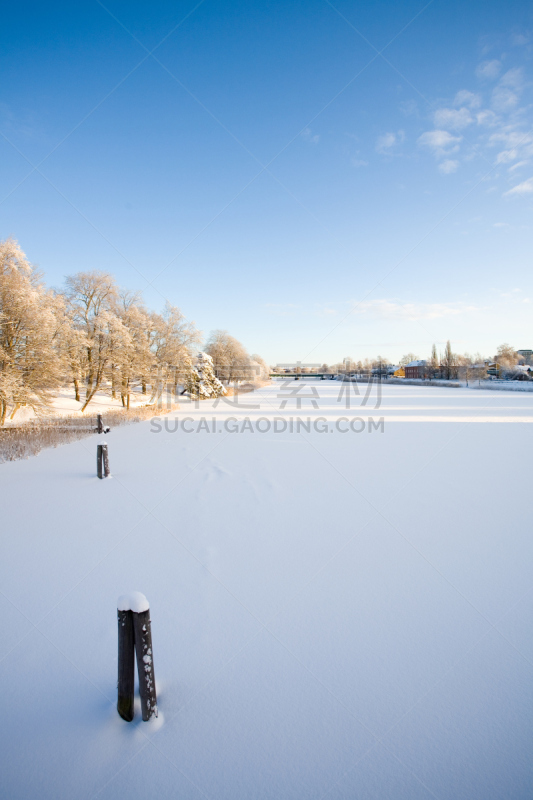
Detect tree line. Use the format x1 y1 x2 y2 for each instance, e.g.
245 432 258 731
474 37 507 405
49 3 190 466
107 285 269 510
0 238 268 425
316 342 527 380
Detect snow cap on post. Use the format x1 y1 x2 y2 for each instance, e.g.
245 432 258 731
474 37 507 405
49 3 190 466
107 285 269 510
117 592 150 613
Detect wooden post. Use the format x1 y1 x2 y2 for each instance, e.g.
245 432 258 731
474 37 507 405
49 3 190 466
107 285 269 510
97 413 103 433
117 610 135 721
132 609 158 721
97 444 103 479
116 593 158 722
101 443 110 477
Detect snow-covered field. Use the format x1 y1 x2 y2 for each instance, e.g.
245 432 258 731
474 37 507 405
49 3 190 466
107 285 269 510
1 380 532 799
3 386 156 426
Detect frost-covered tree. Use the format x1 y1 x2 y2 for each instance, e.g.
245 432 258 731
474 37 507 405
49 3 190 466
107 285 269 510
250 353 270 381
205 330 252 383
441 340 458 380
429 344 439 377
399 352 419 366
495 343 519 368
150 303 201 401
0 238 64 424
64 271 133 410
184 352 226 399
114 292 153 408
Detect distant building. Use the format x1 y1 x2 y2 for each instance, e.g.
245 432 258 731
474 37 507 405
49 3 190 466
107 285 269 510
404 360 427 379
517 349 533 365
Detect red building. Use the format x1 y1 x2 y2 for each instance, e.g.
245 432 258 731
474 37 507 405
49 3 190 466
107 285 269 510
404 360 427 379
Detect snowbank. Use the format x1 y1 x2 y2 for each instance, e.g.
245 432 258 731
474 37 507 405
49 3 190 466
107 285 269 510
386 378 462 387
1 382 532 799
472 380 533 392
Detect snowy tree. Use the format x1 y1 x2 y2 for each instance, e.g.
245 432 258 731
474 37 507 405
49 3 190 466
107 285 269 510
441 340 457 380
114 292 153 407
150 303 201 401
494 343 519 368
0 238 64 424
250 353 270 381
399 352 419 366
205 330 252 383
184 352 226 399
64 271 133 410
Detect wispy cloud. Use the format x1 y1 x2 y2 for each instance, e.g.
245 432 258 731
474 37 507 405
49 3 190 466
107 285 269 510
439 159 459 174
351 299 479 321
453 90 481 109
476 59 502 79
504 177 533 196
433 107 473 130
416 51 533 182
375 130 404 154
417 130 462 158
476 109 500 127
301 127 320 144
315 306 338 317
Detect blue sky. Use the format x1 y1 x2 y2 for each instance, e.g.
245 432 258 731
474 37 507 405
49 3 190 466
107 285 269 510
1 0 533 364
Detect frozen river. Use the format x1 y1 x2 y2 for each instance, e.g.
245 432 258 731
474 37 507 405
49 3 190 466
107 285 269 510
1 380 532 799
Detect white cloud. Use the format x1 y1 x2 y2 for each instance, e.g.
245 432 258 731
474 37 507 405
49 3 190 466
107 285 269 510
301 127 320 144
352 299 479 321
476 109 499 127
491 68 524 112
509 160 529 172
490 130 533 150
375 130 404 154
433 107 473 130
513 33 530 46
439 159 459 174
476 59 502 79
492 87 520 112
399 99 418 116
504 177 533 196
500 67 524 88
453 90 482 109
351 158 368 167
496 149 519 164
417 130 462 157
493 222 510 227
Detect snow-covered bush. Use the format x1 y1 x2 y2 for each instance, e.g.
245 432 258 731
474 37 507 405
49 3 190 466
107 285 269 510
184 352 227 399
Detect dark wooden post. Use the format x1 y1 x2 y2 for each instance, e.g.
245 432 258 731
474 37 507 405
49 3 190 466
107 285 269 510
97 444 103 479
116 593 158 722
132 609 158 721
117 610 135 721
97 413 103 433
101 443 110 477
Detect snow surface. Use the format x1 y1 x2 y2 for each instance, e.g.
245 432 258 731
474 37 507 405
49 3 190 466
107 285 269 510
1 380 532 799
117 592 150 613
2 385 164 426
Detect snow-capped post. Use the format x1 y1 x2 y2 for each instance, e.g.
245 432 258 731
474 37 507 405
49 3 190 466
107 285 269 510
117 608 135 721
116 593 158 722
97 443 110 479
